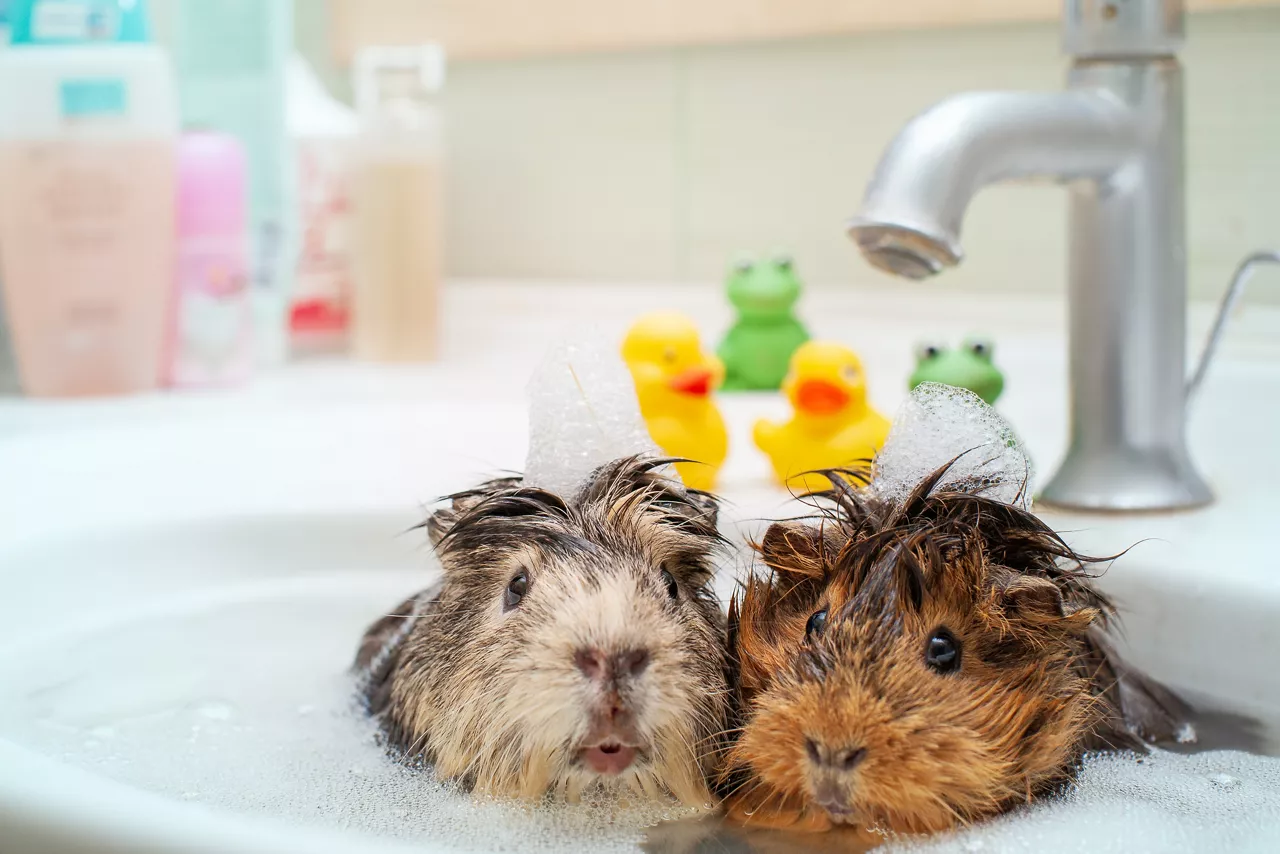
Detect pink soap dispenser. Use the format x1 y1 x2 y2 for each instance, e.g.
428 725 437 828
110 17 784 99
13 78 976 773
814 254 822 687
168 131 252 387
0 0 178 397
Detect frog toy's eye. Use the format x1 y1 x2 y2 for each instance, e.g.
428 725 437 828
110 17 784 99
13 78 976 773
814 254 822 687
915 342 945 362
965 338 994 360
774 255 793 270
734 258 755 274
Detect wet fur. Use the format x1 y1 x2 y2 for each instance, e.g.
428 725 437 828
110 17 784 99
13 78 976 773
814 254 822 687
720 462 1190 834
355 456 730 807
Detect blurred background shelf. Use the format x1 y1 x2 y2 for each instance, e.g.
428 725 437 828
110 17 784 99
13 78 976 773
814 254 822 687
330 0 1278 61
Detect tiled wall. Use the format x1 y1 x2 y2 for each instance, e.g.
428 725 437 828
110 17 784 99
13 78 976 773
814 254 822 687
304 6 1280 301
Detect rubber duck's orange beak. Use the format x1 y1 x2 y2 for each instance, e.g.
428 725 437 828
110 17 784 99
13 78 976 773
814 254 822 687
795 379 851 415
668 367 714 397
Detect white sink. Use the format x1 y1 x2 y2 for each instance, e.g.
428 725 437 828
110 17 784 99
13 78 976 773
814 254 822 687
1 283 1278 852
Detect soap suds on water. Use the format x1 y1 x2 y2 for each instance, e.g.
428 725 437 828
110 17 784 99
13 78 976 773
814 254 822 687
873 382 1033 510
886 750 1280 854
523 332 660 497
5 579 1280 854
0 586 697 854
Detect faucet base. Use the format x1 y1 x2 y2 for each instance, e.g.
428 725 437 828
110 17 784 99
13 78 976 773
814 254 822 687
1039 446 1212 512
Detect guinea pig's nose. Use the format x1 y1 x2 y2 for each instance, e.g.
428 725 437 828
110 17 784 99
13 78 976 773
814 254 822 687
805 738 867 772
574 647 650 681
617 648 650 676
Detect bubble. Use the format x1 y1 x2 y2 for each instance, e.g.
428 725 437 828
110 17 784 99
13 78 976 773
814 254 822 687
523 331 662 497
872 383 1033 510
0 590 697 854
888 750 1280 854
1208 772 1240 789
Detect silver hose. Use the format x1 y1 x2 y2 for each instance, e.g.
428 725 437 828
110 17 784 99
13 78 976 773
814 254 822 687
1186 250 1280 404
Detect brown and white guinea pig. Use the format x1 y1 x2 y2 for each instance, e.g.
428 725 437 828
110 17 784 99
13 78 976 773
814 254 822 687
354 455 731 807
718 463 1191 835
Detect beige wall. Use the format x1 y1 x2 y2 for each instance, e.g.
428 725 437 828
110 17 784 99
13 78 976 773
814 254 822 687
311 5 1280 300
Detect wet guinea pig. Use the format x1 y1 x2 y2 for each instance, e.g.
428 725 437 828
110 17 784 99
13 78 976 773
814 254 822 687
719 464 1190 834
355 456 731 807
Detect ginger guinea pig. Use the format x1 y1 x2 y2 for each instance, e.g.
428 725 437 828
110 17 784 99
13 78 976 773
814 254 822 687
720 464 1190 834
355 456 730 807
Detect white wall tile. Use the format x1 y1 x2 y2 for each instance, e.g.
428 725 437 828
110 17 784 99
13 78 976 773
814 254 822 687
1183 11 1280 301
299 7 1280 302
442 54 683 280
680 21 1065 293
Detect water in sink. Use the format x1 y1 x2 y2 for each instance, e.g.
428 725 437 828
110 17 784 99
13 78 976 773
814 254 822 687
2 513 1280 853
0 567 701 853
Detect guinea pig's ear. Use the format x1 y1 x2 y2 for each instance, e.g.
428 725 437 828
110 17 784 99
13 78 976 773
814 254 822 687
995 572 1097 631
423 477 522 546
424 496 477 546
681 488 720 532
758 520 836 585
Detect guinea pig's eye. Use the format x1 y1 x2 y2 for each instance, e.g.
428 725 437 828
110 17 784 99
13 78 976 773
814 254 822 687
660 568 679 600
805 609 828 640
925 628 961 674
504 571 529 610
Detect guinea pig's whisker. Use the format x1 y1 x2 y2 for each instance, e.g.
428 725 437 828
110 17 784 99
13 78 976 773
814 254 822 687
638 770 663 800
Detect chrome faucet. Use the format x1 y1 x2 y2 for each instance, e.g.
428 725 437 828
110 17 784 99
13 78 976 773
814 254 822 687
848 0 1210 512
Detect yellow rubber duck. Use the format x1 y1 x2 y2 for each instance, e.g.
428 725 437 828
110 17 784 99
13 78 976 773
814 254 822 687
622 313 729 492
754 341 890 493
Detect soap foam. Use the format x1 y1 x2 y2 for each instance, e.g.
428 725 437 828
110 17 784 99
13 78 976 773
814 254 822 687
4 550 1280 854
873 382 1033 510
524 331 661 497
0 579 698 853
887 749 1280 854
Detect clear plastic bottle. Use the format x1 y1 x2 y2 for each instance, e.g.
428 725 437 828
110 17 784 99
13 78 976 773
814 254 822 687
350 45 445 363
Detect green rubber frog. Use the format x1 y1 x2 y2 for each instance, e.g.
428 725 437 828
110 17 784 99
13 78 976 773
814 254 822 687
909 338 1006 405
717 256 810 391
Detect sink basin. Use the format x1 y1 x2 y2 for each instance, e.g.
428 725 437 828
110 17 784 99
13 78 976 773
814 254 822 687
1 284 1278 852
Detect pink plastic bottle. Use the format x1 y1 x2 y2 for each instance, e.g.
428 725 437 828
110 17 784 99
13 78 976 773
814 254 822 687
168 131 252 387
0 0 178 397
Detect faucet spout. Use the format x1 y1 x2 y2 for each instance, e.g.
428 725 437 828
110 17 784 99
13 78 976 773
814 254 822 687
847 48 1211 511
848 90 1139 279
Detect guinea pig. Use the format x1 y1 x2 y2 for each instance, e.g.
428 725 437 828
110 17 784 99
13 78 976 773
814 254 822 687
718 463 1190 834
354 455 731 807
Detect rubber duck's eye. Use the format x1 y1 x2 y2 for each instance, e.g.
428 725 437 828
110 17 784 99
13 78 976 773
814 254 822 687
966 339 993 360
915 342 944 361
841 365 860 383
925 628 961 673
504 571 529 610
805 609 828 640
660 568 679 600
663 347 678 364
